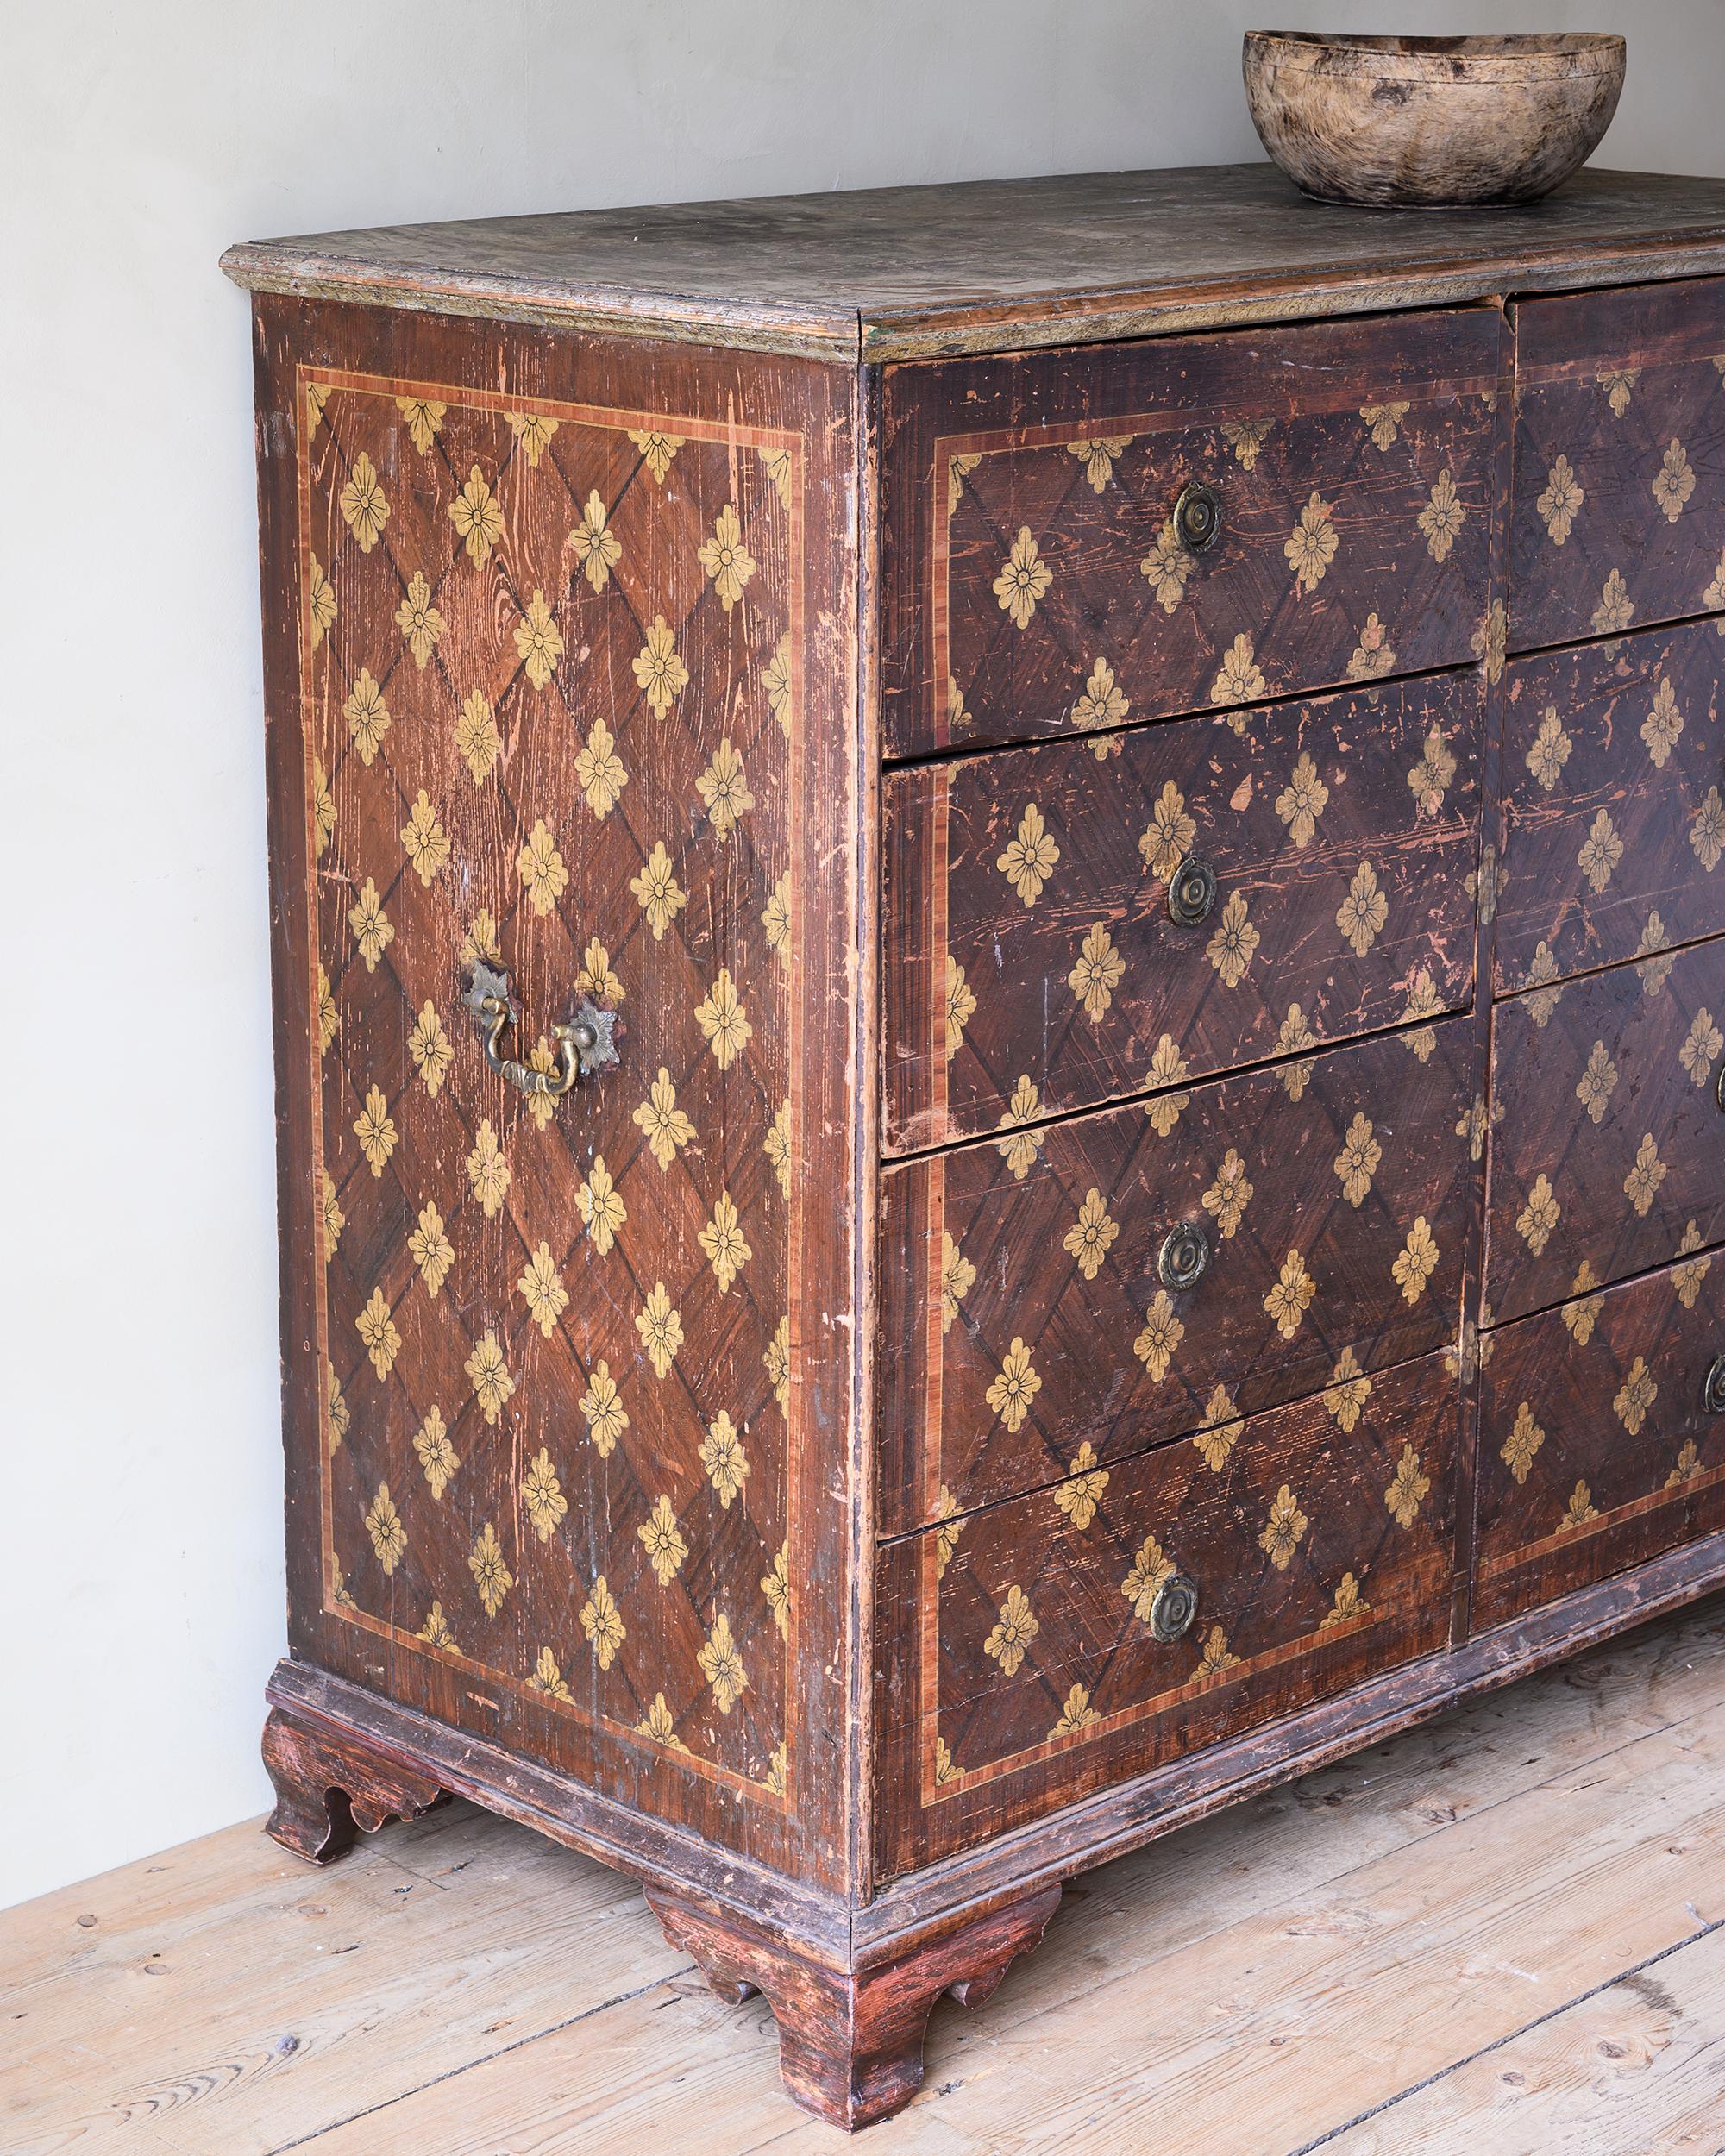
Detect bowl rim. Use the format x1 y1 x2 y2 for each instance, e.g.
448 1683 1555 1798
1245 30 1626 83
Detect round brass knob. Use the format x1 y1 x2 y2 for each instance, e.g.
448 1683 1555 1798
1173 480 1223 555
1150 1571 1200 1644
1158 1221 1211 1292
1704 1356 1725 1414
1168 855 1219 929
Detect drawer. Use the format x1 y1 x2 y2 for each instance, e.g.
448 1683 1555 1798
880 1020 1472 1534
1476 1251 1725 1633
874 1351 1458 1875
1484 938 1725 1326
885 670 1482 1152
882 305 1504 759
1509 276 1725 653
1496 619 1725 993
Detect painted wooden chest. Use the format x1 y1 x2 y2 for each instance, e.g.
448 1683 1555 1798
223 164 1725 2128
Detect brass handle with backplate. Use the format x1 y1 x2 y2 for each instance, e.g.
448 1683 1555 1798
461 961 618 1100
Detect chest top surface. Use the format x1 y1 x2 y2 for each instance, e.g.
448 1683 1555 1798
222 165 1725 361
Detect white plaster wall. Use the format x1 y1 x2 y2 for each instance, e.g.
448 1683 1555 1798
3 0 1722 1908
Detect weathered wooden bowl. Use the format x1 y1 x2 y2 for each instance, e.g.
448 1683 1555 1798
1244 32 1627 207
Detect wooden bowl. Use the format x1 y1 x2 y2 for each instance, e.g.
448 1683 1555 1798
1244 32 1627 207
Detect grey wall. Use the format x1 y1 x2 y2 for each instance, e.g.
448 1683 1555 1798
3 0 1721 1908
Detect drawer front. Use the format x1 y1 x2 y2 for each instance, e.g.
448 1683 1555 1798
875 1353 1458 1876
882 305 1503 760
1509 276 1725 653
1496 619 1725 993
1485 939 1725 1326
885 671 1481 1152
881 1020 1472 1534
1476 1253 1725 1633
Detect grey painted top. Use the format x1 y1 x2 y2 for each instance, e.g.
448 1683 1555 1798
221 163 1725 362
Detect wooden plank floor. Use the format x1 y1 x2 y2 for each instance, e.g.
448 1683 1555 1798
6 1598 1723 2155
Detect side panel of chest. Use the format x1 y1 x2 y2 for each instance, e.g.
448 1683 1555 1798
253 297 863 1886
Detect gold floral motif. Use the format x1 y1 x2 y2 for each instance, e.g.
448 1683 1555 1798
1321 1573 1371 1628
1705 546 1725 617
996 1074 1045 1179
1402 968 1441 1062
994 525 1051 629
933 1487 963 1577
1201 1148 1254 1238
571 718 626 820
1407 726 1458 818
529 1646 572 1702
699 1406 746 1509
695 739 753 837
1063 1188 1119 1281
1347 613 1396 681
1067 435 1133 491
1210 632 1265 707
569 937 623 1007
449 465 502 566
944 954 976 1059
1068 920 1125 1021
1673 1222 1712 1310
1562 1259 1604 1344
455 691 502 784
1418 469 1466 562
413 1406 458 1498
759 443 794 507
393 569 445 670
1694 787 1725 874
1516 1173 1560 1256
630 841 687 940
1502 1402 1545 1486
505 411 559 466
1527 706 1572 792
467 1524 513 1617
408 1200 454 1297
1276 754 1329 847
1537 454 1584 545
465 1333 514 1426
1682 1009 1724 1088
1325 1348 1371 1433
1457 1092 1489 1164
417 1604 458 1653
1360 400 1411 450
1336 861 1388 957
521 1448 568 1545
637 1693 688 1751
1121 1534 1175 1622
997 801 1060 907
698 1190 751 1293
310 757 336 857
568 488 622 592
1195 1626 1241 1683
1139 520 1192 616
1207 890 1259 987
1577 805 1623 894
1559 1480 1599 1533
399 791 449 886
1667 1439 1703 1490
579 1575 625 1669
1284 491 1339 594
394 395 445 454
1472 599 1509 686
1592 570 1634 637
365 1482 406 1573
766 1314 791 1414
1623 1132 1668 1219
518 1242 568 1338
1054 1443 1109 1530
353 1084 397 1176
632 1066 694 1169
947 451 982 513
1222 417 1271 468
308 555 337 649
637 1282 683 1379
343 668 390 765
1598 366 1640 417
1636 675 1684 769
1258 1484 1308 1571
764 1099 793 1200
348 877 393 971
1071 655 1129 735
513 590 564 688
1332 1112 1382 1207
304 380 329 436
575 1156 626 1255
1133 1289 1185 1379
762 874 792 966
1144 1035 1192 1133
696 968 751 1069
466 1119 510 1219
1192 1386 1241 1470
1576 1040 1619 1125
699 503 757 611
1393 1218 1440 1304
339 452 389 551
1264 1249 1316 1339
1384 1444 1431 1528
1521 942 1564 1027
628 429 682 482
1653 439 1697 523
982 1586 1038 1677
319 1171 344 1255
1139 780 1197 880
1051 1683 1100 1737
1640 908 1675 985
580 1362 628 1457
630 615 689 720
638 1495 687 1586
693 1612 750 1715
1276 1005 1318 1100
940 1232 977 1332
987 1338 1041 1432
326 1366 350 1449
356 1285 400 1379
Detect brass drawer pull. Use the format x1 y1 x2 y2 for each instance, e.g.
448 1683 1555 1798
1150 1571 1200 1644
1167 854 1220 928
1173 479 1223 555
1704 1356 1725 1415
1158 1221 1211 1292
461 962 618 1100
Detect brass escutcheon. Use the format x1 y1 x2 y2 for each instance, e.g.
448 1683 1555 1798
1173 479 1224 555
1158 1220 1211 1292
1168 854 1219 929
1150 1571 1200 1644
1704 1355 1725 1416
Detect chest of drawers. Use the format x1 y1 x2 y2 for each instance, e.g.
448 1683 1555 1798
225 164 1725 2129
